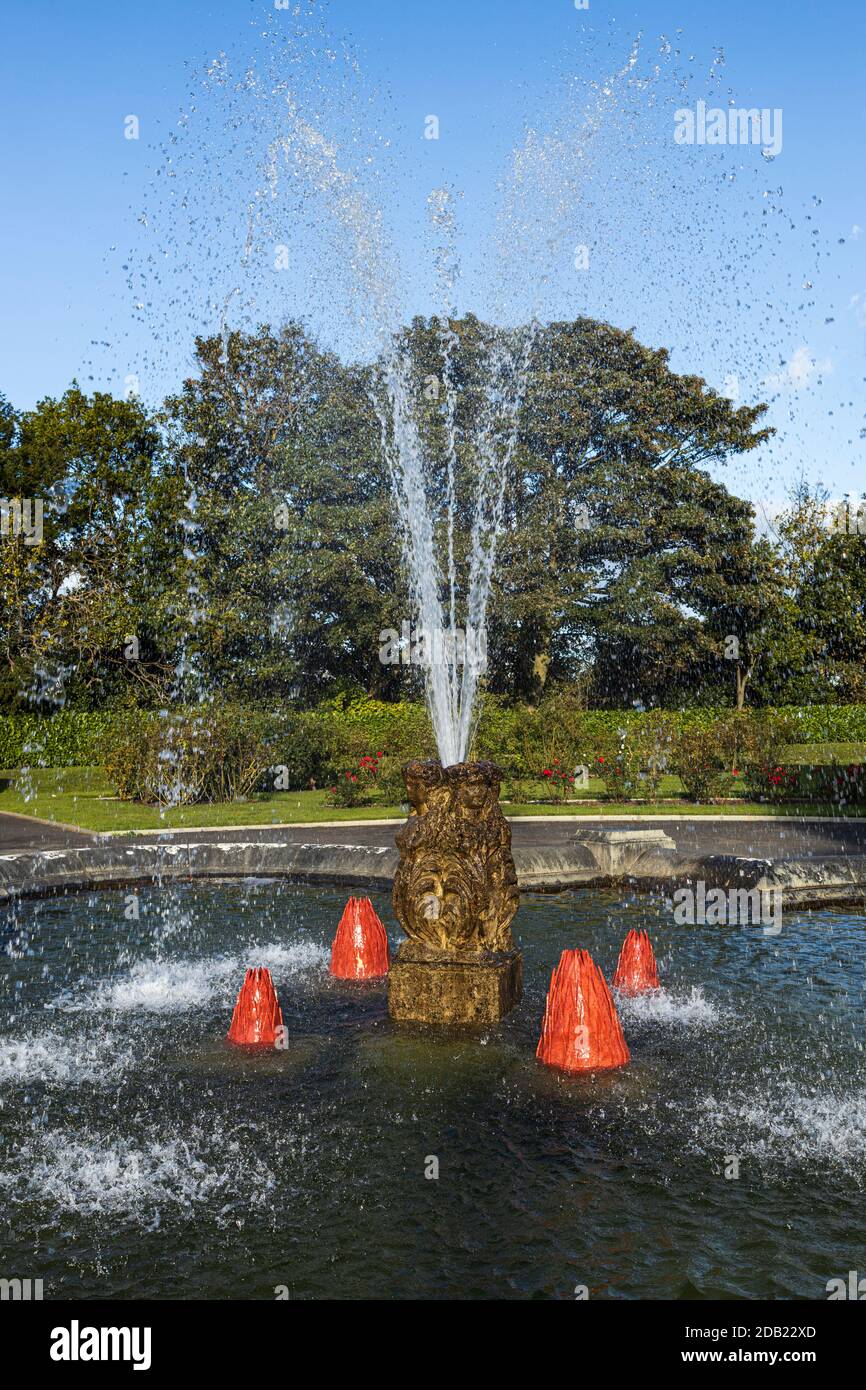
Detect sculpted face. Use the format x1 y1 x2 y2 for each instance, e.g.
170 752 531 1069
393 757 517 956
450 761 499 817
402 760 440 815
460 770 488 813
403 769 427 815
408 856 476 946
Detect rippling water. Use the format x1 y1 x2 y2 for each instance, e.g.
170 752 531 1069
1 882 864 1299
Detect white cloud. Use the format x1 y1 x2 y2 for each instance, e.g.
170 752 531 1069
763 344 833 393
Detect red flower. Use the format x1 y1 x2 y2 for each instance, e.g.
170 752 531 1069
542 769 552 777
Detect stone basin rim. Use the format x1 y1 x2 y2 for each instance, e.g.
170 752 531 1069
1 841 866 911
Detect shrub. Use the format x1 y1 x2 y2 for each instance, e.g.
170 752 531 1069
0 711 145 769
104 707 291 805
315 697 434 788
6 697 866 799
504 775 540 804
324 752 384 808
373 752 414 805
794 763 866 806
632 712 676 800
670 721 736 803
734 714 796 801
509 689 588 792
540 758 576 802
746 762 866 807
470 693 528 773
589 717 675 800
591 732 646 799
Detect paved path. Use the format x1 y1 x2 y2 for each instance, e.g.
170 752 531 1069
0 812 96 851
3 810 866 860
122 817 866 859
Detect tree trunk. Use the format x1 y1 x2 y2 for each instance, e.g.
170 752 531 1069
735 662 749 711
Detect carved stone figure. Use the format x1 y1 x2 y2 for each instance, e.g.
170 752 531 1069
388 760 522 1024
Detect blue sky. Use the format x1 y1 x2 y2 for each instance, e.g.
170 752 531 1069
1 0 864 520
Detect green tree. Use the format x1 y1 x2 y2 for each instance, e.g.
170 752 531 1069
491 318 774 703
162 323 406 705
762 486 866 703
1 386 176 711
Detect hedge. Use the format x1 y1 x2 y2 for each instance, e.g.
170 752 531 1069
2 699 866 771
0 711 140 769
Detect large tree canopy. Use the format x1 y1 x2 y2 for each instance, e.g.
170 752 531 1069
3 315 855 714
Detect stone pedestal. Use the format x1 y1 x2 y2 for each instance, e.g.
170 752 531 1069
571 828 676 876
388 943 523 1025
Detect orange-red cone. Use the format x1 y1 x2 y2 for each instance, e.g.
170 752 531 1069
227 967 284 1045
329 896 390 979
536 948 630 1073
612 929 660 995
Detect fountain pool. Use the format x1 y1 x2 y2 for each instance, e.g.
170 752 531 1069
1 881 864 1299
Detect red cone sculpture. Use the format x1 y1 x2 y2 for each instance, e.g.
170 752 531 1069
227 967 284 1045
329 896 390 980
536 948 630 1072
612 929 660 995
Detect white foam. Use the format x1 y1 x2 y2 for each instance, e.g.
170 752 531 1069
617 986 721 1030
0 1031 131 1087
53 939 329 1015
697 1080 866 1172
3 1122 278 1227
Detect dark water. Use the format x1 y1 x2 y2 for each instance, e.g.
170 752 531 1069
1 881 864 1300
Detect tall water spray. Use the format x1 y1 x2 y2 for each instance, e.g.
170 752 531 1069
264 115 536 764
256 36 649 763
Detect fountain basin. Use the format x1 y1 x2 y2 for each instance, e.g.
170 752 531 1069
2 879 865 1300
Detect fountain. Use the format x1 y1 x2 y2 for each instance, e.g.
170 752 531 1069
329 897 390 980
260 119 536 1027
536 948 630 1073
226 967 284 1047
4 11 864 1311
388 760 522 1024
613 929 661 995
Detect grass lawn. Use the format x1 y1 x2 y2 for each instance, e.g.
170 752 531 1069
0 765 864 834
0 767 406 833
784 742 866 764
